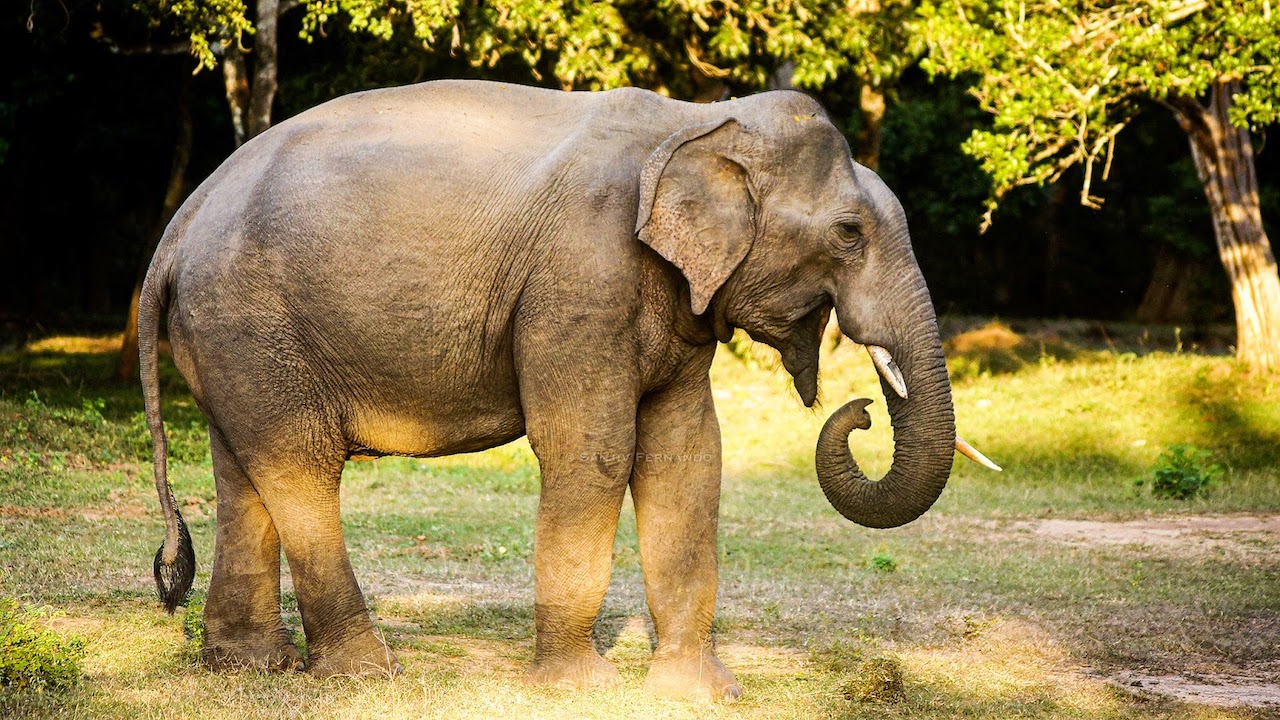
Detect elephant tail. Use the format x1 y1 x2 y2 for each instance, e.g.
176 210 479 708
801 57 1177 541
139 247 194 614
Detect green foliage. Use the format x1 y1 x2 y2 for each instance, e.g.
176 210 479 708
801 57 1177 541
0 598 85 695
869 551 898 573
182 595 206 646
152 0 255 69
441 0 925 94
301 0 459 54
1140 443 1222 499
156 0 924 97
922 0 1280 225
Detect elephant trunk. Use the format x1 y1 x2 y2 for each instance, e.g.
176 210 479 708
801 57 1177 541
816 284 956 529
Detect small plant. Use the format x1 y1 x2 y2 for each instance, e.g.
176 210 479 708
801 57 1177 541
762 601 782 624
0 598 85 694
1138 444 1222 500
869 551 898 573
182 595 205 645
78 398 107 428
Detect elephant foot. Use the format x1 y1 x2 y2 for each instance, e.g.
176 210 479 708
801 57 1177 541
306 630 401 678
525 651 622 690
645 649 741 702
204 631 305 673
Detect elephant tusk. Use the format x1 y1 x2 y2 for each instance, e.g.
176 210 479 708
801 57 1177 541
955 436 1002 471
866 345 908 399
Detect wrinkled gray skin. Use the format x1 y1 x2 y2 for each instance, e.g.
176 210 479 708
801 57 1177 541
139 80 955 701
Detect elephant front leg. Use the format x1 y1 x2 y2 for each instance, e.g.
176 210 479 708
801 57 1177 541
526 468 631 689
631 374 741 701
519 361 638 689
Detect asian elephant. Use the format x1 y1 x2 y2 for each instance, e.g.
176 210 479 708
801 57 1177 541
139 79 995 701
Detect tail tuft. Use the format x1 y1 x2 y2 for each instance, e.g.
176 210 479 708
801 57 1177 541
153 512 196 614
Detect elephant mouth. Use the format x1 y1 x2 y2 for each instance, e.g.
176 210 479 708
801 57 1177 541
778 299 833 408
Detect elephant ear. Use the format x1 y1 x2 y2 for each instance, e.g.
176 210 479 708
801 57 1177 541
636 119 757 316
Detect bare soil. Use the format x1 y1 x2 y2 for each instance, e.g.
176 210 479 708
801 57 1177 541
1107 670 1280 710
1013 514 1280 560
1018 514 1280 710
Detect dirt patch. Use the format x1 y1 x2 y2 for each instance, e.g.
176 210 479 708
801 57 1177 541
1013 514 1280 559
1108 670 1280 709
1013 514 1280 709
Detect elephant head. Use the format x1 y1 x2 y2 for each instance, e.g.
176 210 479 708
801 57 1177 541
637 91 997 529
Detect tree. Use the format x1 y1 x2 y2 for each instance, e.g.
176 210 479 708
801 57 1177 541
922 0 1280 371
159 1 927 147
154 0 291 147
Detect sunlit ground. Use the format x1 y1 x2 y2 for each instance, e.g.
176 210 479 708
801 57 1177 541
1 324 1276 718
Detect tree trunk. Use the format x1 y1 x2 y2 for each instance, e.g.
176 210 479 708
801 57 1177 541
223 1 280 147
1136 243 1192 323
1169 79 1280 372
854 82 885 171
117 82 194 381
223 43 251 147
248 0 279 139
1042 181 1068 312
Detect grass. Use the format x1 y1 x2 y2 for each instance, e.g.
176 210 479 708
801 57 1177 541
0 324 1277 718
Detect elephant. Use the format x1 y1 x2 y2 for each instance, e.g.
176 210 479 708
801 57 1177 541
139 79 997 701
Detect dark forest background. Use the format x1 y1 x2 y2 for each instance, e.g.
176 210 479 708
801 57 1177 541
3 4 1276 342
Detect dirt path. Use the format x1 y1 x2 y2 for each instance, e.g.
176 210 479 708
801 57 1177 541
1014 514 1280 710
1107 669 1280 710
1013 514 1280 560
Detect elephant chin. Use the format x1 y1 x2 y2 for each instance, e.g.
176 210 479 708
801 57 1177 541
779 302 831 408
793 366 818 407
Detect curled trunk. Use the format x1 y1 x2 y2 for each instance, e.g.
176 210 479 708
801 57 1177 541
815 307 956 528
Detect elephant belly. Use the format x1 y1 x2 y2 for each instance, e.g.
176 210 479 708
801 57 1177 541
346 396 526 459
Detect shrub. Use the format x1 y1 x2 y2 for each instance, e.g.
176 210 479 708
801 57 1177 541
0 598 85 694
1139 444 1222 500
869 551 898 573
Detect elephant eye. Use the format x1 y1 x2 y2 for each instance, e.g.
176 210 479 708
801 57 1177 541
836 221 861 237
830 218 865 251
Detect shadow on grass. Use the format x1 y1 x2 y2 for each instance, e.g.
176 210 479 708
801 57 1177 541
0 351 208 469
0 350 192 419
406 602 535 641
1172 371 1280 473
390 600 634 657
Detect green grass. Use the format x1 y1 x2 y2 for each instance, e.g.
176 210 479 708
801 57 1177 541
0 329 1276 718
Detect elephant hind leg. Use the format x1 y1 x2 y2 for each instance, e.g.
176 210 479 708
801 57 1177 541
203 425 303 672
235 427 399 678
